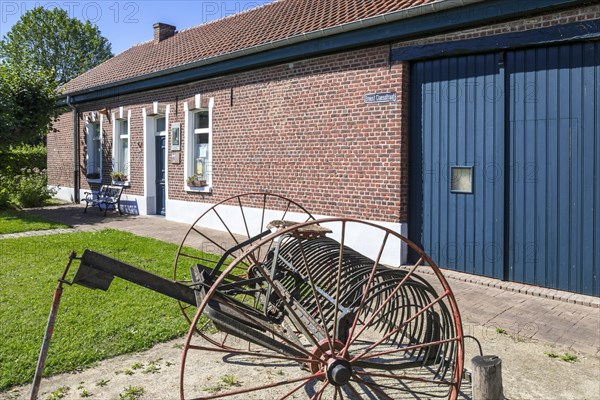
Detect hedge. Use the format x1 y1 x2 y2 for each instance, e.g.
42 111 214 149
0 144 47 176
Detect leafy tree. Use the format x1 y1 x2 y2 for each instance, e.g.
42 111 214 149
0 7 112 147
0 6 113 85
0 60 58 147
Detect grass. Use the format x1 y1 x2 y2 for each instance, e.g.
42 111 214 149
47 386 70 400
0 210 68 234
0 229 215 391
119 386 145 400
545 351 579 363
203 375 241 394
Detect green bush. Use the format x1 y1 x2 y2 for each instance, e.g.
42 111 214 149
0 145 53 209
0 185 10 210
10 168 56 208
0 144 47 176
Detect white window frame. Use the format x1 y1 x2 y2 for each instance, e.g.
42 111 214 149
112 108 131 185
184 96 214 193
85 112 102 183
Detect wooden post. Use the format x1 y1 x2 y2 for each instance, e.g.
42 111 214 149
471 355 504 400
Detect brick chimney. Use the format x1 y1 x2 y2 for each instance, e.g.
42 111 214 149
153 23 176 42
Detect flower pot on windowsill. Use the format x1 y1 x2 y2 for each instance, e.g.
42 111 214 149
110 172 128 182
188 179 207 188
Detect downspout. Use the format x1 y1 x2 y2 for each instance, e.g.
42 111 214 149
66 96 80 203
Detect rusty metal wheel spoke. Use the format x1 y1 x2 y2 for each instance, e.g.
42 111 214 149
173 193 315 349
181 218 463 399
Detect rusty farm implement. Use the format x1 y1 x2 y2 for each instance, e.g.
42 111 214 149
32 192 464 399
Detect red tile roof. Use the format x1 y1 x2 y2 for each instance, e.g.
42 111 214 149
61 0 436 94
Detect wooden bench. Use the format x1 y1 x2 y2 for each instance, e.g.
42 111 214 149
83 185 124 216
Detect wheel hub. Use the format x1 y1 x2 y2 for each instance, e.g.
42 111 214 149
310 339 353 386
327 358 353 386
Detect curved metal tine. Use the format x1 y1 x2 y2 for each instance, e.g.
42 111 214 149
356 337 458 362
189 372 326 400
254 263 330 355
351 290 450 364
354 371 454 386
296 237 335 350
331 220 346 355
351 375 394 400
340 232 389 358
344 257 424 353
352 375 448 398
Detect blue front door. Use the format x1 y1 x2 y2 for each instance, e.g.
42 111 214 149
410 53 505 280
155 135 166 216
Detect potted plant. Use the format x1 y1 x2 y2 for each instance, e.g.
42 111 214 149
110 171 128 182
187 174 207 187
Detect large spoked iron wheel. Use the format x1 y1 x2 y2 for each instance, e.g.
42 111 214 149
174 192 314 347
180 218 464 399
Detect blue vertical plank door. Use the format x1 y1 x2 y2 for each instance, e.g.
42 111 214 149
507 43 599 295
410 53 506 280
411 42 599 295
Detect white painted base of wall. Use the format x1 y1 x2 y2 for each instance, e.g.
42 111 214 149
52 185 78 203
51 185 148 215
166 198 408 266
51 187 407 265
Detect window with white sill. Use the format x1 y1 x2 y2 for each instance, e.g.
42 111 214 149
113 118 129 182
186 105 212 189
86 122 102 180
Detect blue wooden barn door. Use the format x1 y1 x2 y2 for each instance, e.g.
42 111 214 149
507 43 599 296
410 53 505 279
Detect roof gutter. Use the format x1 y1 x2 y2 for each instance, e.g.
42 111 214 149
59 0 582 105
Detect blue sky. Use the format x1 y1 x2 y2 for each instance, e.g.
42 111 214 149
1 1 272 55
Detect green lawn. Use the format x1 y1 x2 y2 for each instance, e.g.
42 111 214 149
0 229 207 391
0 210 69 234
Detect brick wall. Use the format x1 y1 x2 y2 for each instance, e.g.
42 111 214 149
50 45 409 223
47 112 74 188
49 3 596 223
393 3 600 48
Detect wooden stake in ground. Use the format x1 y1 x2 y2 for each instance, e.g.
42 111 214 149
471 355 504 400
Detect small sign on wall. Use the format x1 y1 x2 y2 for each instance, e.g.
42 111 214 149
171 151 181 164
364 92 397 104
171 122 181 151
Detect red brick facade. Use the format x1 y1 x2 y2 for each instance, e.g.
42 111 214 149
48 3 598 224
49 45 409 223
